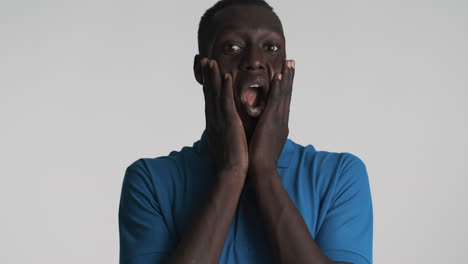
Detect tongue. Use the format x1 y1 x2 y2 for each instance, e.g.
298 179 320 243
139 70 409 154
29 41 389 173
242 87 259 107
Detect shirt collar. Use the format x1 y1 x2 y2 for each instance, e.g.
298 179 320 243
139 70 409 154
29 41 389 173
194 130 295 168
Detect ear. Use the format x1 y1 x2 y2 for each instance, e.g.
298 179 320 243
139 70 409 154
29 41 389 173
193 54 203 85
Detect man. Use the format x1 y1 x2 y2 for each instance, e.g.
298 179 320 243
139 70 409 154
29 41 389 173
118 0 373 263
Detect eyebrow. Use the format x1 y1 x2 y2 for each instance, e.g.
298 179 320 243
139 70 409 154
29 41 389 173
216 25 284 39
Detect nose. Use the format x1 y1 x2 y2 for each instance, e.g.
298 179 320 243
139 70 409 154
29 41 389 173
240 47 266 72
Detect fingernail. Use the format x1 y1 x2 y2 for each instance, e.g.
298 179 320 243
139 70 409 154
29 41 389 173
277 73 282 80
209 60 214 69
224 73 229 79
291 60 295 69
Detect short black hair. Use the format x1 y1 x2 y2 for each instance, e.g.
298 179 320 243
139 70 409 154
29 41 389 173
197 0 279 56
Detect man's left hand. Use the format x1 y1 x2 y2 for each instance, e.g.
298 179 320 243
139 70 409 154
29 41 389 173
248 59 295 173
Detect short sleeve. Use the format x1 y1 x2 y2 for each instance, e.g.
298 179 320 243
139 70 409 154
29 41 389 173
118 159 174 264
316 155 373 264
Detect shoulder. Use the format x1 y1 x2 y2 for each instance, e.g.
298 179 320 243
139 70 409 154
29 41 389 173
126 143 200 177
123 144 200 198
291 139 366 172
288 139 369 193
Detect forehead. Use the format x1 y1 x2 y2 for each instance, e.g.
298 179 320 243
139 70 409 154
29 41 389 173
210 4 284 37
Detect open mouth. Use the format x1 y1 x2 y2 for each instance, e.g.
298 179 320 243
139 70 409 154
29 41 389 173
240 83 266 117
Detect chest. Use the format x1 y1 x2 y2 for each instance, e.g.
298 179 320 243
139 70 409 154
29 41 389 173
172 166 327 263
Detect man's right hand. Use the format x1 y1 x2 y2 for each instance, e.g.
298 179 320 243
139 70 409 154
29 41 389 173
201 58 249 177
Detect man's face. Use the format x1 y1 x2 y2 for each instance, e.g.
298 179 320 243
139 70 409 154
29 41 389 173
204 5 286 135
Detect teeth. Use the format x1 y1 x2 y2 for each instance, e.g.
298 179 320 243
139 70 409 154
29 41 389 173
249 107 261 115
250 84 260 88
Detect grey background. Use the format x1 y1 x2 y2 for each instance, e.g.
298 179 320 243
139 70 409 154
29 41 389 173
1 0 467 263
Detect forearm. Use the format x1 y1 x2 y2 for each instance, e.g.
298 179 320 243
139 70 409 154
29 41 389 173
249 168 334 264
163 169 246 264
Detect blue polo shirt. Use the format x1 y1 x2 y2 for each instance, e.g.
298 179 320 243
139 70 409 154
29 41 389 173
119 131 373 264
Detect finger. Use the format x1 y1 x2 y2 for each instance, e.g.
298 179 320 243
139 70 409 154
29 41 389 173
210 59 222 98
263 72 282 116
201 57 211 97
201 58 216 128
281 60 295 121
221 73 238 119
286 60 295 95
208 59 225 126
280 60 293 96
266 60 291 122
282 60 294 99
267 60 288 103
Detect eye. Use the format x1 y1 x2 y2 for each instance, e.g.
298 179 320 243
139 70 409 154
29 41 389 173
265 43 280 52
224 43 242 54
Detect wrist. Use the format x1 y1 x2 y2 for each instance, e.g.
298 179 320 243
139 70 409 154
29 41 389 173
248 167 278 189
249 166 277 179
218 167 248 182
249 164 277 175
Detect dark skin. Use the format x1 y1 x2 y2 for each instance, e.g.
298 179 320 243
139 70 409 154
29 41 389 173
163 5 349 264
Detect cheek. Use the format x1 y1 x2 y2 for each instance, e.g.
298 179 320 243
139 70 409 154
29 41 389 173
267 61 285 80
216 62 240 84
273 55 285 70
215 56 239 75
